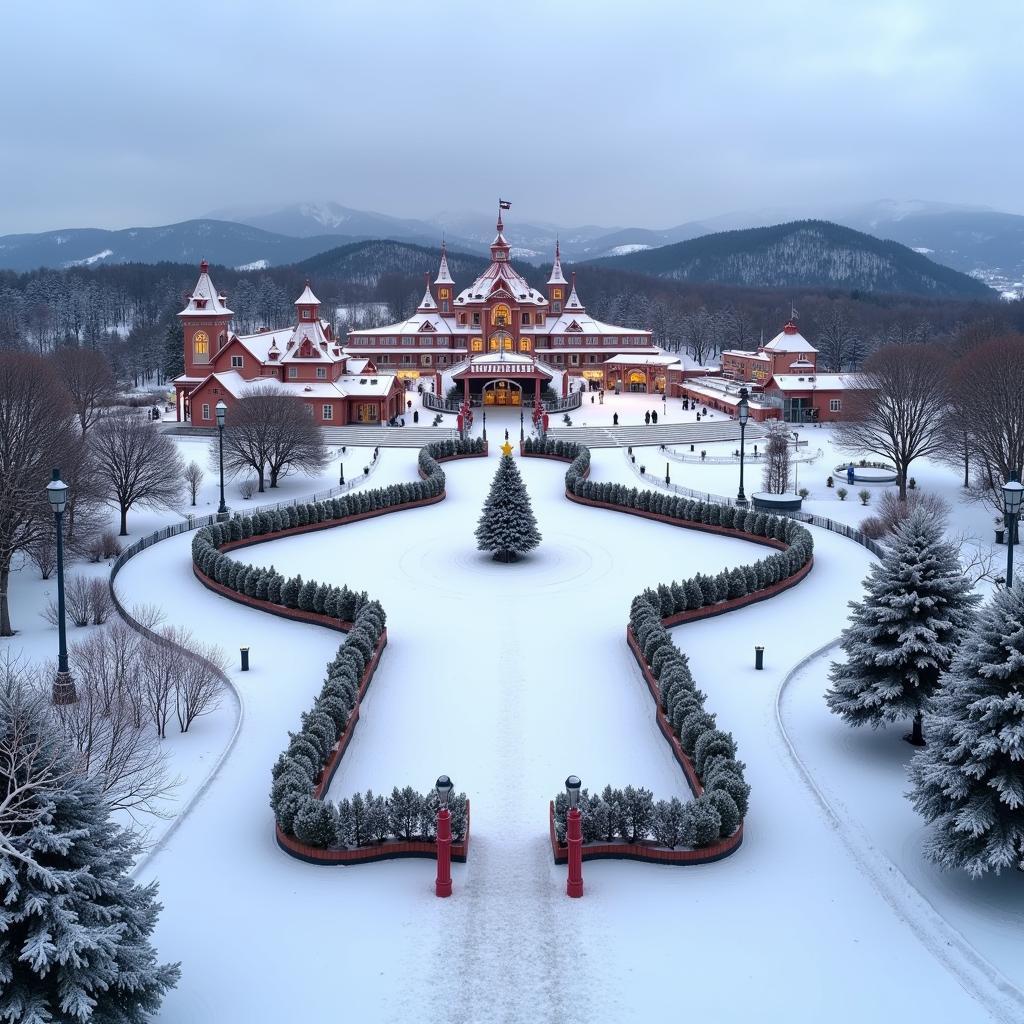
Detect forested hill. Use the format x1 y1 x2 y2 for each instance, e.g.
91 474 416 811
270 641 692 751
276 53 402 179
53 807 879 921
295 239 489 287
587 220 993 299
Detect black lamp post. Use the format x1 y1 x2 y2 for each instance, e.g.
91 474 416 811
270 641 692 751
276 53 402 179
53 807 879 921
46 469 76 705
1002 472 1023 587
736 387 750 507
520 406 524 443
215 400 228 521
482 407 487 443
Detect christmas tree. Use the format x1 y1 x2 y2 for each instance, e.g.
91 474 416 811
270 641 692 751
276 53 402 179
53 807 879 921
0 681 180 1021
826 507 979 745
475 451 541 563
907 582 1024 876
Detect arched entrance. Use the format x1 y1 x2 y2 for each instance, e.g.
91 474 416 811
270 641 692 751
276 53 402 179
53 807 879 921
482 379 522 406
628 370 647 393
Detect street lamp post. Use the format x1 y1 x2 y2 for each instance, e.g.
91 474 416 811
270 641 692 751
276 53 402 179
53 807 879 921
1002 472 1023 588
339 461 345 486
435 775 454 898
565 774 583 898
736 387 750 508
520 406 524 443
482 407 487 443
46 469 76 705
215 400 228 521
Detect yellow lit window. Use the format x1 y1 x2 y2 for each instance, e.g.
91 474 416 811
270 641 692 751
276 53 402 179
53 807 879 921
439 288 449 299
519 338 531 352
491 304 511 327
552 288 562 300
193 330 209 357
471 338 484 352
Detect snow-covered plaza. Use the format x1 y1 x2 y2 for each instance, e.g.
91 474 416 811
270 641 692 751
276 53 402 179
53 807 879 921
6 389 1023 1023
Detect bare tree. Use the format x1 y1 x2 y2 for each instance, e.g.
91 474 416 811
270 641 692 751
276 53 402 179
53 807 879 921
48 628 179 819
171 629 225 733
217 384 277 492
817 308 861 371
265 397 329 487
681 308 716 365
26 533 56 579
90 413 184 535
834 344 951 500
0 354 79 635
949 335 1024 514
139 635 177 741
53 346 116 436
761 420 792 494
183 461 204 506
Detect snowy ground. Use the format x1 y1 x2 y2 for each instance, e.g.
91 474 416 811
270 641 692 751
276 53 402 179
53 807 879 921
102 405 1022 1022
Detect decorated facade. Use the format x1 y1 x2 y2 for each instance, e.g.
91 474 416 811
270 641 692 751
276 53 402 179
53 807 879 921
346 209 656 396
172 262 404 426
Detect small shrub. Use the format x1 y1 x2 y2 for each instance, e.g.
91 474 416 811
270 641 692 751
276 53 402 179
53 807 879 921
240 480 255 500
858 489 871 506
798 488 809 500
837 487 848 501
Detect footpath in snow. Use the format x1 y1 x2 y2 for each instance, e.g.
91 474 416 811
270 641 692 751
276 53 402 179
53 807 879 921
114 408 1006 1023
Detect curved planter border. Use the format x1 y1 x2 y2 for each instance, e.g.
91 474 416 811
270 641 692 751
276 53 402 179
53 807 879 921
534 447 814 866
195 447 486 867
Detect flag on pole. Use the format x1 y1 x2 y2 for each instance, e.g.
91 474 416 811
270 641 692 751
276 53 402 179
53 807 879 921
499 199 511 210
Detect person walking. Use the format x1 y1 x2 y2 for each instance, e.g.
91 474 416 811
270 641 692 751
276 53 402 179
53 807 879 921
651 410 658 425
645 410 651 425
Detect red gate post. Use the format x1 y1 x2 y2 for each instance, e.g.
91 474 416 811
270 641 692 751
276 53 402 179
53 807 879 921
435 775 453 898
565 775 583 898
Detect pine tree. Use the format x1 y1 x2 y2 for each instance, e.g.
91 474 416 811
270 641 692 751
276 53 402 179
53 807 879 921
826 508 980 745
474 453 541 563
0 682 180 1020
907 583 1024 876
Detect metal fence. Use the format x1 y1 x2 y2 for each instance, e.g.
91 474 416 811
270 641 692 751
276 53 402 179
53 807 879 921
545 391 582 414
422 391 461 414
663 446 824 466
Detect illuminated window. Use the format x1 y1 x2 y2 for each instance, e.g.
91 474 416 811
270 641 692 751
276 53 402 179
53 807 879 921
552 288 562 300
193 330 209 361
519 338 531 352
471 338 484 352
439 288 449 299
491 304 511 327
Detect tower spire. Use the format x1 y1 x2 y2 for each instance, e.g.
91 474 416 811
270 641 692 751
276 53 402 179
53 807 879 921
547 236 567 285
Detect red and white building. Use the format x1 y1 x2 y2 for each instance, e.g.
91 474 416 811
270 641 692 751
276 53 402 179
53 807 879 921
680 321 863 423
172 262 404 427
346 211 656 395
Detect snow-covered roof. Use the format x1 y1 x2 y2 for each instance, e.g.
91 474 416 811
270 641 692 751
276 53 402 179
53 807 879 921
564 275 584 311
279 320 346 364
602 353 682 367
417 283 437 311
434 244 454 285
545 312 651 337
547 240 567 285
763 323 817 354
722 349 770 361
767 373 864 392
348 313 454 338
179 260 234 318
189 368 395 400
534 347 661 355
294 283 320 306
455 260 548 306
234 327 293 363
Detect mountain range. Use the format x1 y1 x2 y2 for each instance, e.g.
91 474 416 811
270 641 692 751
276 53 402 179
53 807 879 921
0 199 1018 299
586 220 993 299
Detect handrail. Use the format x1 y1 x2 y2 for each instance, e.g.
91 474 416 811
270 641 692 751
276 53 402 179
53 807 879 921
545 391 582 413
664 446 824 466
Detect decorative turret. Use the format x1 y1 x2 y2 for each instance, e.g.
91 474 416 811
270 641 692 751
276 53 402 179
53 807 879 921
490 209 511 262
417 272 437 311
294 280 321 323
179 258 233 375
434 241 454 313
547 238 567 310
564 272 584 312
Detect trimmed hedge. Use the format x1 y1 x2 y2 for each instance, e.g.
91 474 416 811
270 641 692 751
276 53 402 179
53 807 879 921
551 444 814 849
190 438 483 851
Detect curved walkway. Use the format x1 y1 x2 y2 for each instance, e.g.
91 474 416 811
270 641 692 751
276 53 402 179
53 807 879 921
120 418 997 1023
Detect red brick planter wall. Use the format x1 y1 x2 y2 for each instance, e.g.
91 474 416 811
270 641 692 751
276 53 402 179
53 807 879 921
536 447 814 866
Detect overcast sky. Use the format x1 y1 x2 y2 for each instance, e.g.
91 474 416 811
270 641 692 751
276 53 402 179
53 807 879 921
1 0 1021 234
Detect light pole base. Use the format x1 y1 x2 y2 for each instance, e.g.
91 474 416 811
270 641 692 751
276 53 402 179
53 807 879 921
52 670 77 705
216 507 230 523
735 497 749 508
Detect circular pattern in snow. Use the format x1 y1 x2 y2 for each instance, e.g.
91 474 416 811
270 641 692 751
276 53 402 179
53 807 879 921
397 528 614 597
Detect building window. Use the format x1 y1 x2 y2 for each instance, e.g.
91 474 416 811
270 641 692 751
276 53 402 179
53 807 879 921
519 338 531 352
402 354 412 364
521 312 531 325
230 354 243 368
322 404 333 420
553 302 561 313
422 354 432 365
472 312 481 325
459 313 467 325
288 367 298 379
570 354 579 365
302 310 311 320
201 403 210 420
552 288 562 300
830 398 842 413
316 367 327 379
439 288 449 299
471 338 483 352
441 300 449 313
193 330 210 362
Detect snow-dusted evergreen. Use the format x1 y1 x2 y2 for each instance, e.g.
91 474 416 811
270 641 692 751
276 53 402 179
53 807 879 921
907 582 1024 876
826 507 980 744
475 453 541 563
0 681 179 1022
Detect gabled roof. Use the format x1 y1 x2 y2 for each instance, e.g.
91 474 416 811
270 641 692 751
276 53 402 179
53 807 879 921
564 273 584 311
417 281 437 310
179 259 234 318
294 282 320 306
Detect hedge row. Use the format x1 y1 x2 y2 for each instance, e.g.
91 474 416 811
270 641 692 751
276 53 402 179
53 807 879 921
553 784 745 850
189 438 481 851
523 436 586 459
551 443 814 849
